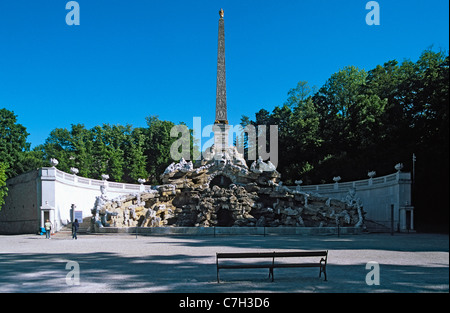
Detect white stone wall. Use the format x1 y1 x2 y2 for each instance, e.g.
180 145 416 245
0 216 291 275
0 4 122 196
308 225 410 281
297 172 413 231
51 168 146 232
1 167 146 234
1 167 413 234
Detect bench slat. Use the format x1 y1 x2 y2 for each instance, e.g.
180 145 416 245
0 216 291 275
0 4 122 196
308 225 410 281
217 251 327 259
218 264 273 269
272 263 324 268
270 251 327 258
217 252 277 258
219 263 323 269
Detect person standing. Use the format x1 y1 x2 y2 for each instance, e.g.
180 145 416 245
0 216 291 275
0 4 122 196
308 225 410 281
72 219 79 240
44 219 52 239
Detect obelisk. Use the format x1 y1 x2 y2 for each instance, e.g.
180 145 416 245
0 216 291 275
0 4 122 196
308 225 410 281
214 8 230 153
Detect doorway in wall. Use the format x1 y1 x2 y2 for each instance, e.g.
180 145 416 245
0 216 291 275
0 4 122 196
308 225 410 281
217 208 234 227
43 211 50 223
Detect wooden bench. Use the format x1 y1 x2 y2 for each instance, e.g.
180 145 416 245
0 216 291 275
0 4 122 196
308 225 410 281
216 250 328 283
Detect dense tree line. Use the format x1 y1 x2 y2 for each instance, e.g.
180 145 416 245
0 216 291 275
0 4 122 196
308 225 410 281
37 117 196 185
1 49 448 231
0 111 193 186
242 49 448 232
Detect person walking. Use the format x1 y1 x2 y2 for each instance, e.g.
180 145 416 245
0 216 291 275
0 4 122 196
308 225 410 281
44 219 52 239
72 219 79 240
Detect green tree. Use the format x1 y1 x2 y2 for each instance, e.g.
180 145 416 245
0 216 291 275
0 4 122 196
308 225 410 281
0 162 8 211
243 82 323 184
36 124 93 175
143 116 177 184
284 80 316 108
36 118 194 184
40 127 74 173
238 115 253 162
290 98 322 177
88 125 128 182
313 66 368 155
100 124 130 182
0 109 30 177
67 124 94 178
19 148 46 172
124 128 149 183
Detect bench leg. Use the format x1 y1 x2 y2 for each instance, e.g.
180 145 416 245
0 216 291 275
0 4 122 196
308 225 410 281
319 266 327 281
217 268 220 283
268 267 274 282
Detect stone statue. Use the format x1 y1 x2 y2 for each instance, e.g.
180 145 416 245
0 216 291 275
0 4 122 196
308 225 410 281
142 208 156 227
276 181 290 193
163 162 176 175
344 188 362 208
163 158 194 175
50 158 59 167
266 161 276 172
179 158 193 173
129 206 137 220
99 208 116 227
92 184 109 227
145 204 164 227
123 209 130 226
250 157 263 173
343 188 364 227
250 156 277 173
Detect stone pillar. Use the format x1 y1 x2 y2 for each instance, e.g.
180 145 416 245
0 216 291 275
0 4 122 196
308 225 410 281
215 8 228 125
39 167 57 229
399 206 406 231
214 123 230 153
399 205 415 232
213 9 230 155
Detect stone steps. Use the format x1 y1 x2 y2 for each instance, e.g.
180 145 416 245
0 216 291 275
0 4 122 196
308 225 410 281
59 217 92 233
364 219 391 233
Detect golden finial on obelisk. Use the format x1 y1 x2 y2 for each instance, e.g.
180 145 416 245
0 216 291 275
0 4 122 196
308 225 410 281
219 8 224 18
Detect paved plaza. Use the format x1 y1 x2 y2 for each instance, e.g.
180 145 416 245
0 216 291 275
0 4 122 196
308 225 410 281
0 232 448 293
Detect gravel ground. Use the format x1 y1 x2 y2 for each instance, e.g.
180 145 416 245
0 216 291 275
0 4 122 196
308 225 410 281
0 232 448 293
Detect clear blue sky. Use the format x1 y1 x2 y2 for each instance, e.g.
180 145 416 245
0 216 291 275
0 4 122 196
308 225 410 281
0 0 448 148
